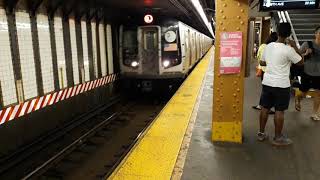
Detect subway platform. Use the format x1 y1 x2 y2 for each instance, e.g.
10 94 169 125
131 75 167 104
108 47 320 180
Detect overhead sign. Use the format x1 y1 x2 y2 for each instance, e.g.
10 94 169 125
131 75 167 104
144 14 153 24
260 0 319 10
219 32 242 74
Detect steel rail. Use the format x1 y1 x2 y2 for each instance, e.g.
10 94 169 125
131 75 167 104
0 95 120 175
22 112 120 180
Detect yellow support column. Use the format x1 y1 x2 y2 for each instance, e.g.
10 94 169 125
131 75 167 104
212 0 249 143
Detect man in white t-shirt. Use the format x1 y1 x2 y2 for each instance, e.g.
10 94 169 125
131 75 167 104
258 23 303 146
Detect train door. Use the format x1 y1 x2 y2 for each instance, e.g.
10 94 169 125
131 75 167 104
138 26 160 75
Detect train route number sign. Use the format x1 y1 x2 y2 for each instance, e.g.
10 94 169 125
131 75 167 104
219 32 242 74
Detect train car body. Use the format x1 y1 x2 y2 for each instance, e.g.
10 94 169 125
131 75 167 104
119 19 212 91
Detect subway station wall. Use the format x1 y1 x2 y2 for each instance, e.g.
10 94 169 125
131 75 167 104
0 6 120 155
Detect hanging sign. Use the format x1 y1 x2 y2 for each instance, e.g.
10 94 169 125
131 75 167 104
219 32 242 74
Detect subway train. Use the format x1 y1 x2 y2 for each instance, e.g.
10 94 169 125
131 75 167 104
119 19 213 90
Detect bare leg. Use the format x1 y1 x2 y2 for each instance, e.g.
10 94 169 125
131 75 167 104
259 107 269 133
313 91 320 114
274 111 284 138
295 91 305 111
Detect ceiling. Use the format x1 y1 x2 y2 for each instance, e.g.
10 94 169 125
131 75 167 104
96 0 214 36
1 0 215 37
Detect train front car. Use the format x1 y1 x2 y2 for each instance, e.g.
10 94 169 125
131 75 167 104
119 18 212 92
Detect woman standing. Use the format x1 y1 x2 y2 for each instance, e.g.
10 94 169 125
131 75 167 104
295 26 320 121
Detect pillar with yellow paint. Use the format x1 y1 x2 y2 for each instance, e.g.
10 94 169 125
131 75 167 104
212 0 249 143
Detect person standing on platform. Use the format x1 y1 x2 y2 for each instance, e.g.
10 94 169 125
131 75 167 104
257 23 303 146
295 26 320 121
252 32 278 114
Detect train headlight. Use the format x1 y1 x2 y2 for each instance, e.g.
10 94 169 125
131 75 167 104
163 60 170 68
131 61 139 67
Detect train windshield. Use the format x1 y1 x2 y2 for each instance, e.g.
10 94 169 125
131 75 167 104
123 29 138 65
123 30 137 51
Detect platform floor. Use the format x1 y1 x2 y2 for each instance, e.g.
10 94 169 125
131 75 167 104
109 47 320 180
181 61 320 180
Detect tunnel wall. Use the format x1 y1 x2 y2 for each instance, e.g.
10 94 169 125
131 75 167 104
0 3 121 156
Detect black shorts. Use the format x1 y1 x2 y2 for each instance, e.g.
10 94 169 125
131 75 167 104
299 73 320 92
259 85 290 111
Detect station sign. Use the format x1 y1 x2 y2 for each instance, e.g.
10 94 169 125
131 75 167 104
144 14 153 24
219 32 242 74
260 0 319 10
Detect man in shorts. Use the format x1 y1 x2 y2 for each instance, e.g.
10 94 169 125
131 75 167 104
258 23 304 146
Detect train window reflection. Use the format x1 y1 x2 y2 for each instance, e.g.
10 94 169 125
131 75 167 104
144 30 158 50
123 30 137 51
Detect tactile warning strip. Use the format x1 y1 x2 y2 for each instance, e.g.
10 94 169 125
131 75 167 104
108 47 214 180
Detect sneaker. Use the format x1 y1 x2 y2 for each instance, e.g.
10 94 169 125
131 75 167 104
252 105 262 110
257 132 268 142
311 114 320 121
272 135 293 146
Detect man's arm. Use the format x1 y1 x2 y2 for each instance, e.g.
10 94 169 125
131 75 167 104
287 39 304 66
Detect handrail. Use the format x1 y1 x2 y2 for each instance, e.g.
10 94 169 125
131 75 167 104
284 11 300 48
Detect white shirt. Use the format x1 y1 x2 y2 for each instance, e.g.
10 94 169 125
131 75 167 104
261 42 302 88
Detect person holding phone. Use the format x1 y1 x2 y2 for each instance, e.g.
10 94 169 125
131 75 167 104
258 23 303 146
295 26 320 121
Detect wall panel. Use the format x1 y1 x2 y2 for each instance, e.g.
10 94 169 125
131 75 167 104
37 14 54 93
81 21 90 82
54 16 67 89
106 24 114 74
16 11 38 100
0 9 17 106
91 22 98 78
99 23 107 76
69 18 79 84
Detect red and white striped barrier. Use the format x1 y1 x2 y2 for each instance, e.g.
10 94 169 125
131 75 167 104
0 74 118 125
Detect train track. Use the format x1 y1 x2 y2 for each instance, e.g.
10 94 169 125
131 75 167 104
0 94 168 180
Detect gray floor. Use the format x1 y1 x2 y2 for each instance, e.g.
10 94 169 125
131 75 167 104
181 62 320 180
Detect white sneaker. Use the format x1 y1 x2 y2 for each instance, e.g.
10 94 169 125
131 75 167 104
311 114 320 121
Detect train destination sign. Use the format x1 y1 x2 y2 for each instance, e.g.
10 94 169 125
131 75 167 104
144 14 153 24
219 32 242 74
261 0 319 10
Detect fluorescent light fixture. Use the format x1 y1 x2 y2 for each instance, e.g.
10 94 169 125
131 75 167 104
190 0 214 37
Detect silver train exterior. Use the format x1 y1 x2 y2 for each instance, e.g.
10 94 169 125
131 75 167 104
119 19 212 88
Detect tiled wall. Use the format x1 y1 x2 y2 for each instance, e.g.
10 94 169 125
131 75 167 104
81 21 90 82
69 18 79 85
16 11 38 100
99 23 107 76
54 16 67 89
0 9 17 106
37 14 54 94
91 22 98 78
106 24 114 74
0 10 115 108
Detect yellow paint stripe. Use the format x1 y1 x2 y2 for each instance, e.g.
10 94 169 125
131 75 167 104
108 47 214 180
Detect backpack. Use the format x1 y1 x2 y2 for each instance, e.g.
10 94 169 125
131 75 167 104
304 41 320 76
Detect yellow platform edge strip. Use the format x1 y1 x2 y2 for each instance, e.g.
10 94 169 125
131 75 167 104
107 47 214 180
